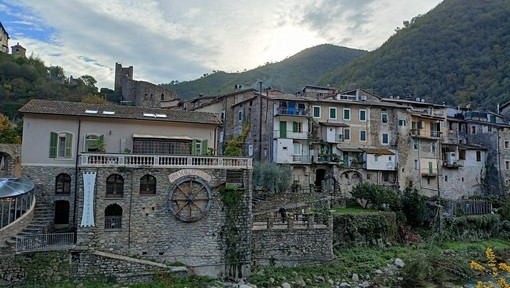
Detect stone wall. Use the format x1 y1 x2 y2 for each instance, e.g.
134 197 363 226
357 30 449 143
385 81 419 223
332 212 398 247
74 167 252 278
251 219 334 267
0 143 21 177
0 250 187 287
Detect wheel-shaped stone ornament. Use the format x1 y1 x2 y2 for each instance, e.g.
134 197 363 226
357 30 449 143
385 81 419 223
169 176 213 222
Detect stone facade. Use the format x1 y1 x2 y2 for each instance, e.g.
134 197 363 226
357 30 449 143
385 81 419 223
115 63 178 108
252 218 333 267
0 143 22 178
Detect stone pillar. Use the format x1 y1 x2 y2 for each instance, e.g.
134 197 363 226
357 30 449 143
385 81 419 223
267 216 274 229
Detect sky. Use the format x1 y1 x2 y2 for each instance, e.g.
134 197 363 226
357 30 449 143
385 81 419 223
0 0 443 90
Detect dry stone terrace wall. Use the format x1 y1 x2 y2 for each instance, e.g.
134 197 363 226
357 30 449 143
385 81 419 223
252 221 334 267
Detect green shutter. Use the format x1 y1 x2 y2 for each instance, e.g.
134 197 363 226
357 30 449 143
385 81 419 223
65 133 73 158
293 122 298 133
49 132 57 158
201 140 208 155
191 140 196 155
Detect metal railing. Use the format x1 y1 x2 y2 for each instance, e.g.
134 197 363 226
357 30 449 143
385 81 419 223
16 232 75 253
80 154 252 169
444 200 493 216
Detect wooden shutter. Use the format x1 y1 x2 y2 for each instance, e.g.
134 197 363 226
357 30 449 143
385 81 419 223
65 133 73 158
201 140 208 155
49 132 57 158
191 140 196 155
293 122 298 133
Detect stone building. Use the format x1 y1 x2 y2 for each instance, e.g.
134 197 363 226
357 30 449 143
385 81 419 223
18 99 253 277
11 42 26 58
114 63 179 108
0 21 9 54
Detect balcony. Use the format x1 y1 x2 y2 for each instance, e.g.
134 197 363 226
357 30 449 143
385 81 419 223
79 153 252 169
292 155 311 164
276 107 308 116
410 129 442 138
442 159 464 169
274 130 308 139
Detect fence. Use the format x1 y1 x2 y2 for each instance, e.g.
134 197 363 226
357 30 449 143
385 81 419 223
16 233 75 253
443 200 493 216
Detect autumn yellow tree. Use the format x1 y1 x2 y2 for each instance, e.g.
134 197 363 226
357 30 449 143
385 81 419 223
0 113 21 144
471 247 510 288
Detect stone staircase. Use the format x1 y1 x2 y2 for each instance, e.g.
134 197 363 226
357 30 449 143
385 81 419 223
1 200 53 253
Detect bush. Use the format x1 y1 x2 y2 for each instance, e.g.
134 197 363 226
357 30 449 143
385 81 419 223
350 183 400 211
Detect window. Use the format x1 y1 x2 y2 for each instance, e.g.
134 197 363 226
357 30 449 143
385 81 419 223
238 110 243 122
329 107 337 119
55 173 71 194
381 113 388 124
382 172 389 182
471 126 476 134
476 151 482 162
445 175 448 182
382 133 389 144
360 130 366 141
399 119 407 126
505 141 510 149
293 143 302 155
459 150 466 160
413 140 418 150
106 174 124 198
292 122 302 133
133 138 191 155
192 139 208 155
313 106 321 118
343 108 351 120
359 110 366 122
506 161 510 170
85 134 104 152
105 204 122 229
344 129 351 140
161 93 165 101
140 175 156 195
415 160 419 170
50 132 73 158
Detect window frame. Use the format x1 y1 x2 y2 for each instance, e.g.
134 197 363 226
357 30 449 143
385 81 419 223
343 108 351 121
50 131 73 159
140 175 157 195
105 204 123 230
382 133 389 145
381 113 388 124
85 134 104 152
55 173 71 195
360 130 366 141
106 174 124 198
312 106 321 118
358 109 367 122
344 128 351 140
329 107 337 119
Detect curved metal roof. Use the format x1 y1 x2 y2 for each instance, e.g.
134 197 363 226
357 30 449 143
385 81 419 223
0 178 35 198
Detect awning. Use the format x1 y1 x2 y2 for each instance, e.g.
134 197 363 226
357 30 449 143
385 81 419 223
319 121 349 127
132 134 192 140
360 148 395 155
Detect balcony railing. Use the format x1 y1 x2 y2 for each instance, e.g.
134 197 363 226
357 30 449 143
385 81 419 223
16 233 75 253
410 129 442 138
276 107 308 116
79 154 252 169
292 155 311 164
273 130 308 139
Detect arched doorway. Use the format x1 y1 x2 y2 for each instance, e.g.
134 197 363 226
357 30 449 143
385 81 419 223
54 200 70 225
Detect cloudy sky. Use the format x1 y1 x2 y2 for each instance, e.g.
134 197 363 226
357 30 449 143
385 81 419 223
1 0 442 90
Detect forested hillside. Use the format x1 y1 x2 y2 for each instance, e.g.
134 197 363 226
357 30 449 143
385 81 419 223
318 0 510 110
0 53 102 119
161 44 366 99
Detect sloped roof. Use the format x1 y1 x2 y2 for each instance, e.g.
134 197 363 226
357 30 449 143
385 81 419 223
360 148 395 155
19 99 221 125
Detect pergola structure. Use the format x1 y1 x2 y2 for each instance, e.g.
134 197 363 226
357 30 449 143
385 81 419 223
0 178 35 229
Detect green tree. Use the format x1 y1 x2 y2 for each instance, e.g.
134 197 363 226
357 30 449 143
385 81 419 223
350 183 400 210
253 161 292 193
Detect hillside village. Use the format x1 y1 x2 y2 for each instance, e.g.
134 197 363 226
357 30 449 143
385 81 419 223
2 19 510 287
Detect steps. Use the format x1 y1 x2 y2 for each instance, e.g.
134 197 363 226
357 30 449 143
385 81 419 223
1 200 53 253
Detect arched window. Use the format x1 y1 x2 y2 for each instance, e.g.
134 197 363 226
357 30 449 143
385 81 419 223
55 173 71 194
140 175 156 195
105 204 122 229
106 174 124 198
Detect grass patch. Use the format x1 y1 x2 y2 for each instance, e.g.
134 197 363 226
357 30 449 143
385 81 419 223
443 239 510 250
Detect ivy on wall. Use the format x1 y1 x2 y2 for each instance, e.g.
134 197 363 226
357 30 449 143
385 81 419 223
333 212 398 247
220 184 245 278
